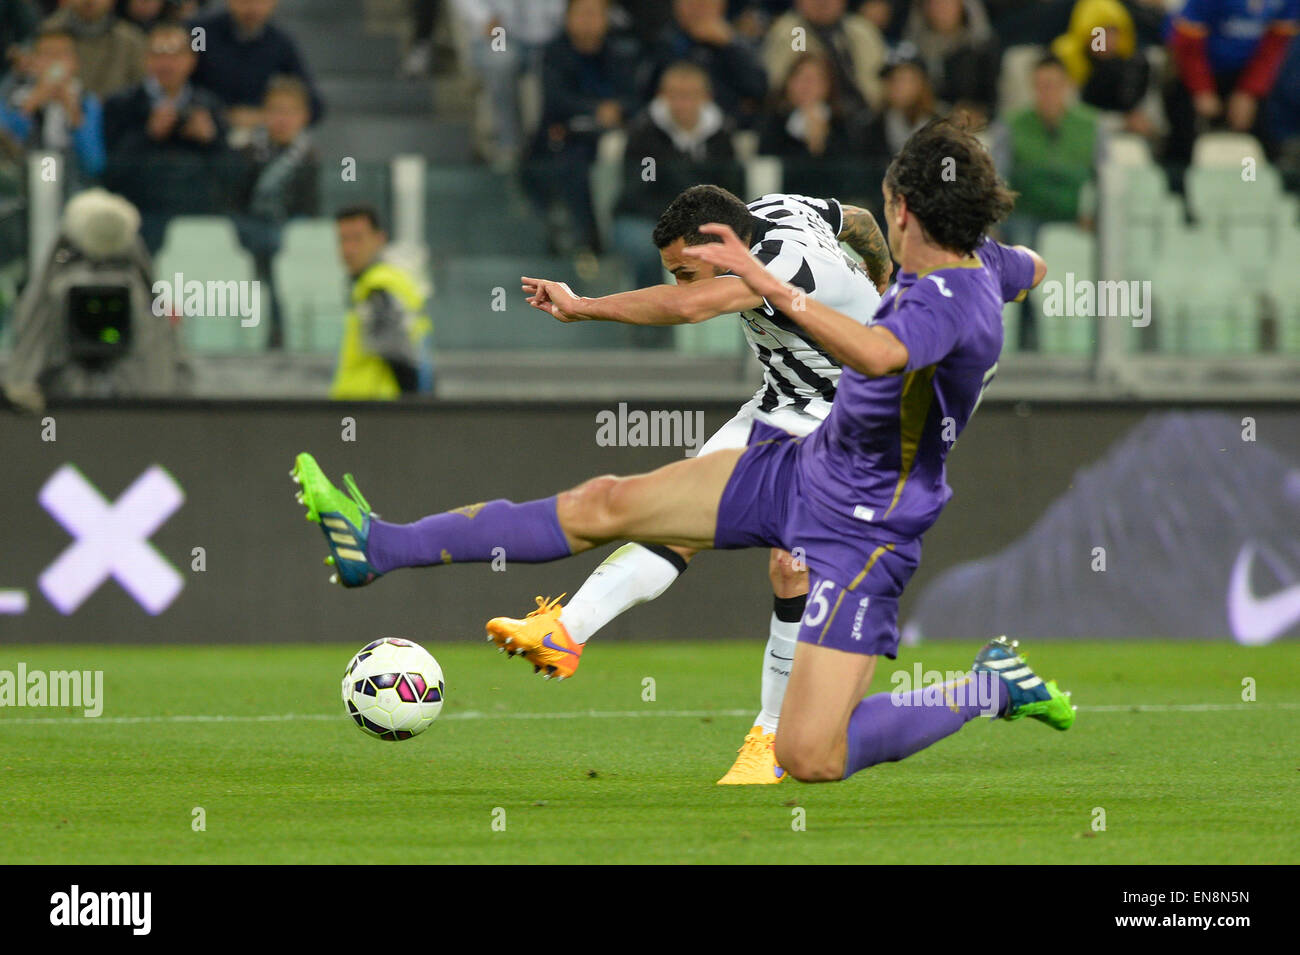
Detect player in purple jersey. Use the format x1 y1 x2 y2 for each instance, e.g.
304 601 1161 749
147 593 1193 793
292 120 1076 783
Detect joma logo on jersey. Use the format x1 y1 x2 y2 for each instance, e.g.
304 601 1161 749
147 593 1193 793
595 403 706 457
850 596 870 640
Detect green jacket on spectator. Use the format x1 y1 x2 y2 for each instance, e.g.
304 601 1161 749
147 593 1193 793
1007 102 1098 223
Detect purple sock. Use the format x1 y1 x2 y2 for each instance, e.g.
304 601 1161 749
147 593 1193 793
366 497 572 573
842 671 1008 779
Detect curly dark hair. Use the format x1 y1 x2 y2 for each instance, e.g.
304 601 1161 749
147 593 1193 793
883 119 1016 255
652 184 754 249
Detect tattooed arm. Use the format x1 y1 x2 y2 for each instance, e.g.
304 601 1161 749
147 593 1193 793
837 204 893 293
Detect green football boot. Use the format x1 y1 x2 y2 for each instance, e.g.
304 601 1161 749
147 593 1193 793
292 452 381 588
972 635 1075 730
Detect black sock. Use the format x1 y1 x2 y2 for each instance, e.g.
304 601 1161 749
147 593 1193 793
773 593 807 623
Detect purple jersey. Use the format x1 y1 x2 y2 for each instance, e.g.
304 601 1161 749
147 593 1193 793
796 238 1036 543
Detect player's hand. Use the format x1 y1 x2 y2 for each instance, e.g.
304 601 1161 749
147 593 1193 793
1226 91 1257 132
681 223 783 300
521 276 585 322
1192 91 1222 120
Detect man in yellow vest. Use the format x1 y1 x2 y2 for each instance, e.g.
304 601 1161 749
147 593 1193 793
330 205 433 400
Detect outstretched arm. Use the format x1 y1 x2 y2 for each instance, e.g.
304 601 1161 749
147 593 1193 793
837 204 893 293
1022 246 1048 289
521 275 762 325
683 223 908 377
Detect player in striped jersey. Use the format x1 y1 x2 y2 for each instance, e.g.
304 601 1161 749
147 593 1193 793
500 185 891 783
290 121 1072 790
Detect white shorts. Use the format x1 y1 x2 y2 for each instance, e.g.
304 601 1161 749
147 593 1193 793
697 393 825 457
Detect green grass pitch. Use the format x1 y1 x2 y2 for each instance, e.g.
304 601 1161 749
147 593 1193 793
1 641 1296 864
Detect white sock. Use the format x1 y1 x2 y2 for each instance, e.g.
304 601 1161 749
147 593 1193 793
754 614 799 735
561 543 685 644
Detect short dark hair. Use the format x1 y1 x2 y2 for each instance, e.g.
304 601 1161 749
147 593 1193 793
335 204 384 231
651 184 752 249
1034 53 1068 74
882 118 1016 256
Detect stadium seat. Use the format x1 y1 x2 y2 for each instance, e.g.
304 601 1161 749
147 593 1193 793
1191 132 1267 168
272 218 348 353
745 155 783 201
997 45 1046 118
998 45 1046 117
1186 164 1287 290
589 130 627 249
154 217 258 353
1151 226 1259 354
1001 299 1022 352
1030 223 1096 355
673 312 747 355
1270 226 1300 352
1106 132 1155 167
732 130 760 163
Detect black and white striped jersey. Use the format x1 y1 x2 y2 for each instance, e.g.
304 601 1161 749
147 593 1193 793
732 194 881 421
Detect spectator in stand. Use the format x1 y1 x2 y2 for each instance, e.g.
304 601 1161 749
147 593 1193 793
525 0 640 255
189 0 324 139
902 0 1000 114
1005 54 1098 245
451 0 566 169
860 0 911 43
103 20 226 251
1166 0 1299 162
620 0 676 37
758 51 867 195
1052 0 1154 137
232 74 318 350
612 60 742 326
647 0 768 127
401 0 440 77
118 0 177 32
764 0 888 112
1264 26 1300 172
331 204 433 401
0 24 105 184
860 43 939 164
0 0 38 83
759 52 862 160
41 0 145 99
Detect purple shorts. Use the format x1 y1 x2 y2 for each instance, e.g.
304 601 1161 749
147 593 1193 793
714 421 921 658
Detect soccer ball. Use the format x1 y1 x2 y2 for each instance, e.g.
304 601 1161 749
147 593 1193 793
342 638 445 740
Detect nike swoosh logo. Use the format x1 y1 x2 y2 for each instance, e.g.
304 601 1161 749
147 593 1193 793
1227 542 1300 646
542 633 578 655
770 653 794 661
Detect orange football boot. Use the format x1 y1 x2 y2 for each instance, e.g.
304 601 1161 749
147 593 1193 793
485 595 584 680
716 726 787 784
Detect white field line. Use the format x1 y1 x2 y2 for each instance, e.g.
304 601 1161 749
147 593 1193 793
0 702 1297 726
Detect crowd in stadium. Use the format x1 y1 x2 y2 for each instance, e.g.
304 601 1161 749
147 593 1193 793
0 0 1295 404
452 0 1299 257
0 0 1295 257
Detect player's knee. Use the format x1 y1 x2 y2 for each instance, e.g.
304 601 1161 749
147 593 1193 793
558 474 621 540
775 733 843 783
601 473 648 526
768 549 807 596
